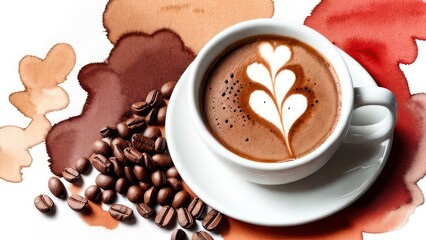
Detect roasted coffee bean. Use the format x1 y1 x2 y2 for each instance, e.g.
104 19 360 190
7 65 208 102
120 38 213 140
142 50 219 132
143 153 157 172
151 170 166 187
156 106 167 125
152 153 173 170
131 101 151 116
146 89 163 108
192 231 213 240
116 122 131 138
100 126 118 138
171 229 187 240
157 187 174 206
146 107 158 125
124 166 138 184
67 194 88 212
92 139 111 156
109 204 133 222
101 189 117 203
155 205 176 228
202 209 223 231
131 134 155 153
126 117 147 133
115 177 130 194
123 147 144 164
127 185 144 203
154 136 167 153
177 207 194 229
110 157 124 177
62 167 80 183
48 176 66 198
111 137 128 149
133 165 150 182
95 173 117 190
84 185 101 202
160 81 177 99
172 190 191 209
112 143 129 165
74 157 91 174
136 202 154 218
34 194 54 213
165 166 180 179
138 181 151 192
142 126 162 140
92 154 112 174
188 197 205 219
167 177 183 192
144 186 158 206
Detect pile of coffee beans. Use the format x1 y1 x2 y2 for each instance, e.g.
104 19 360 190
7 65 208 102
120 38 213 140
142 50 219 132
34 81 224 240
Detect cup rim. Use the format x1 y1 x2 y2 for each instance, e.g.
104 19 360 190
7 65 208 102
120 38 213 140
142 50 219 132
188 18 353 171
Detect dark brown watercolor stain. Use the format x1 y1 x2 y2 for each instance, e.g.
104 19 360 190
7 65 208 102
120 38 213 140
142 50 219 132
46 30 195 177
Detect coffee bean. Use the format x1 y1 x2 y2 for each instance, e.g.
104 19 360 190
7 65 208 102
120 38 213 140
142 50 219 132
92 139 111 156
160 81 177 99
157 187 174 206
62 167 80 183
156 106 167 125
84 185 101 202
126 117 147 133
95 173 117 190
133 165 150 182
167 177 183 192
142 126 162 140
165 166 180 179
154 137 167 153
112 143 129 165
48 176 66 198
144 186 158 206
202 209 223 231
101 189 117 203
92 154 112 174
131 134 155 153
155 205 176 228
109 157 124 177
109 204 133 222
177 207 194 229
188 197 205 219
136 202 154 218
115 177 130 194
152 153 173 170
123 147 144 164
34 194 54 213
131 101 151 116
172 190 190 209
138 181 151 192
99 126 118 138
124 166 138 184
171 229 187 240
146 107 158 125
151 170 166 187
127 185 144 203
146 89 163 108
74 157 91 174
111 137 128 149
192 231 213 240
143 153 157 172
67 194 88 212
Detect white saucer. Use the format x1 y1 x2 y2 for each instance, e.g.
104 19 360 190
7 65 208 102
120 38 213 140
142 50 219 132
166 50 393 226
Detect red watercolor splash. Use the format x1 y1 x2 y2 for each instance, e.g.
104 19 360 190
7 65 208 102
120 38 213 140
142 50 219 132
46 30 195 176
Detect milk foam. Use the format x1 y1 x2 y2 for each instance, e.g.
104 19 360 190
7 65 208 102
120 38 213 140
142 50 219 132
247 42 308 155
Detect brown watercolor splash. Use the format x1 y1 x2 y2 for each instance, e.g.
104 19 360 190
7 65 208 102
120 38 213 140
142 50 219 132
46 30 195 177
103 0 274 53
0 43 75 182
222 1 426 239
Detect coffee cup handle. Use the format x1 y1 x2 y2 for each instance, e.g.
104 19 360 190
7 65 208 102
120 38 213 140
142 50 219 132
344 87 397 143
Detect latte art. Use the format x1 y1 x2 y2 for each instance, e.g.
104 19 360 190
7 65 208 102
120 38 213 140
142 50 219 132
203 36 341 162
247 42 308 156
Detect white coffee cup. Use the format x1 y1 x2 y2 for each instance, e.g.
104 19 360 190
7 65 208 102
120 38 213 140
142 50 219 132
187 18 397 185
